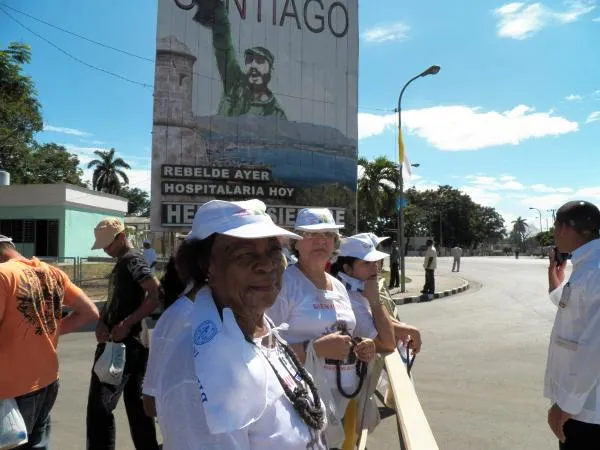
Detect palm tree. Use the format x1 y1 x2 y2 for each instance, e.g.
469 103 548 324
357 156 397 232
87 148 131 195
511 216 528 251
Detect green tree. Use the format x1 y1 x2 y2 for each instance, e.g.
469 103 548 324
120 186 150 216
0 42 43 182
22 143 85 185
511 216 529 250
357 156 397 233
87 148 131 194
535 229 554 247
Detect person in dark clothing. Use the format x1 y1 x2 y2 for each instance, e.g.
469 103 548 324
86 218 160 450
389 241 400 289
421 240 437 296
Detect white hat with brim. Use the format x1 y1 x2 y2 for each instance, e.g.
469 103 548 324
0 234 15 247
188 199 301 241
339 234 389 262
353 232 390 247
293 208 343 232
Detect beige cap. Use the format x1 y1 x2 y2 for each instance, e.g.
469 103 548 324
91 218 125 250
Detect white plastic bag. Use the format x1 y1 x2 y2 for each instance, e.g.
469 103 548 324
0 398 28 450
94 342 126 385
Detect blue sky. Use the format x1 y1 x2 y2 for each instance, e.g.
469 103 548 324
1 0 599 231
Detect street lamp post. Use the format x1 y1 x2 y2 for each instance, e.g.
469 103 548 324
547 209 557 222
529 207 543 231
397 65 440 293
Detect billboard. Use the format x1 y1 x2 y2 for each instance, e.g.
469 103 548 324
151 0 358 231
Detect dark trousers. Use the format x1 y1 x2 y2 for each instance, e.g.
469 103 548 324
86 339 159 450
422 269 435 294
389 263 400 288
559 419 600 450
14 380 59 450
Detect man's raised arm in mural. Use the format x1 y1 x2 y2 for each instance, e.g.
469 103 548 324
176 0 287 119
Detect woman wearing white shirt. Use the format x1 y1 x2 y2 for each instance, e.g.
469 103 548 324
142 240 201 418
331 233 422 354
155 199 327 450
267 209 377 448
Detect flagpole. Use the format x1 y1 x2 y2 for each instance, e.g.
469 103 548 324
396 66 441 293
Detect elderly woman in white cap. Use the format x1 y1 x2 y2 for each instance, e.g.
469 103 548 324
267 208 377 448
154 200 326 450
331 233 422 354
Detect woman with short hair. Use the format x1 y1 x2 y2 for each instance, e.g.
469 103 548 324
155 200 326 450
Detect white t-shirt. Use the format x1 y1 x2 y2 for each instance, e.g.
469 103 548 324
155 328 327 450
143 296 193 398
267 265 359 393
423 246 437 270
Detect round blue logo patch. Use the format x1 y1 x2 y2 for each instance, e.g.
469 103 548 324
194 320 218 346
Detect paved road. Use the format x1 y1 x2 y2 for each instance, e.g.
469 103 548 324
368 256 564 449
50 255 562 449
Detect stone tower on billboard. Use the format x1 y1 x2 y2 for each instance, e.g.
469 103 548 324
152 35 207 166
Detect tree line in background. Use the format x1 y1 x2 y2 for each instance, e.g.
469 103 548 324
358 156 507 248
0 42 150 216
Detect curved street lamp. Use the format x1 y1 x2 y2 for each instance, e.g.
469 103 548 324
397 65 440 293
529 207 543 231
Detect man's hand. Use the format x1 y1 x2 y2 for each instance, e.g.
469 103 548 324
548 403 571 443
95 321 110 343
548 248 567 292
110 320 132 342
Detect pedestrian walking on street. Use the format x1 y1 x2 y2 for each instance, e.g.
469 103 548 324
388 240 400 289
142 239 157 274
421 240 437 296
451 244 463 272
86 218 161 450
545 200 600 449
0 234 99 450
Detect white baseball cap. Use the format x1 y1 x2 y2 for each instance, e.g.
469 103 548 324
339 233 389 261
188 199 301 241
354 232 390 247
294 208 343 232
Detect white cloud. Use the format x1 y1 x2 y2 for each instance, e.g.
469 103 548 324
593 15 600 20
362 23 410 43
43 124 92 137
358 105 578 151
586 111 600 123
460 186 503 206
465 175 525 191
530 183 573 193
494 1 595 40
565 94 582 101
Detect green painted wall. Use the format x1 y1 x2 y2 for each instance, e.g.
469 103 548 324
0 205 125 258
64 206 125 258
0 206 65 257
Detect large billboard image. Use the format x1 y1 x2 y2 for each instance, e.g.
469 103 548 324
151 0 359 231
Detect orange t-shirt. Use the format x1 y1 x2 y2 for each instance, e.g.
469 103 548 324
0 257 83 398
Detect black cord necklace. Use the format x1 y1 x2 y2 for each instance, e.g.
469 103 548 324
335 337 368 399
244 333 325 431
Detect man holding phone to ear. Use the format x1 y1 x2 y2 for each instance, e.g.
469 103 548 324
545 200 600 449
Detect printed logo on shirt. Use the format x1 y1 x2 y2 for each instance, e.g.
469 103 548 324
193 320 218 346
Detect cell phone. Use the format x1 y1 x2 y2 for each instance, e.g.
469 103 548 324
554 247 571 266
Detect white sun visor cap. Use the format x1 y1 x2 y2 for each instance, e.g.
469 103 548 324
294 208 344 232
339 233 389 262
187 199 301 241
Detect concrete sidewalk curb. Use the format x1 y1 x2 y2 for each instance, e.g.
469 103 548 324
392 278 470 305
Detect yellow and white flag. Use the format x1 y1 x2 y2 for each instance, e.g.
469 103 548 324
398 129 412 178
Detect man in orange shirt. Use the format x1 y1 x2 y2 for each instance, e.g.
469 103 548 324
0 234 99 450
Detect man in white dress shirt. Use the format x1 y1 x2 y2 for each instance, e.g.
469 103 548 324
546 200 600 449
